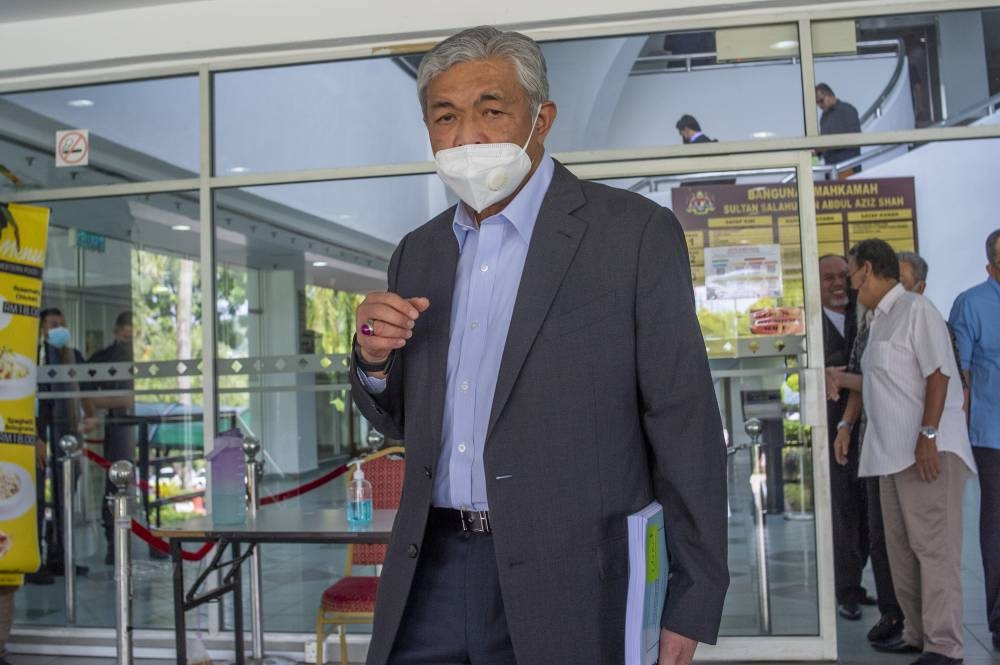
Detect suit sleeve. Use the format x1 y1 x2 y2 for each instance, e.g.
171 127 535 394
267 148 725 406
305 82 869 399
349 235 407 440
635 208 729 644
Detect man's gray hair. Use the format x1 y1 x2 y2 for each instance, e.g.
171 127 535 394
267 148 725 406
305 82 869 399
987 228 1000 265
416 26 549 118
897 251 928 283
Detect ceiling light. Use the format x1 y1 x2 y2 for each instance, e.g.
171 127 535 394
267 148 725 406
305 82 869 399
67 99 95 107
752 131 775 139
229 166 250 173
770 40 799 50
171 224 192 231
312 261 328 267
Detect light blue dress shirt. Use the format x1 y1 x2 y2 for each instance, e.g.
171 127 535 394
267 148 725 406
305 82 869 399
949 277 1000 449
362 154 555 509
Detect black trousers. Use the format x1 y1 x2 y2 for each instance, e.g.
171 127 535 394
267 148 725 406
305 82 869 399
866 476 902 619
388 509 516 665
973 447 1000 635
101 424 136 545
828 431 869 604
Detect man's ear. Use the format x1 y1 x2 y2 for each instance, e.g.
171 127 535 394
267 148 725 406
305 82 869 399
533 100 557 144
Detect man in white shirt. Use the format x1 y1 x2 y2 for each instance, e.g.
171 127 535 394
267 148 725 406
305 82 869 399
849 239 976 665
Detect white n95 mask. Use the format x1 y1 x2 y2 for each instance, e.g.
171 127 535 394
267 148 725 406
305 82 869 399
433 113 539 213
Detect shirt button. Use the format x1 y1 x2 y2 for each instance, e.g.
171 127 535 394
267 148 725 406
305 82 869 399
460 380 470 391
458 443 467 453
480 264 489 272
470 321 479 330
407 543 419 558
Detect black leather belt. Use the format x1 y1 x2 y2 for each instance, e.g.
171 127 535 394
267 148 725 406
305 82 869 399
430 507 492 534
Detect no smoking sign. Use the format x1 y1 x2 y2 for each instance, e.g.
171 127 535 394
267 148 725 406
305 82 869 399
55 129 90 168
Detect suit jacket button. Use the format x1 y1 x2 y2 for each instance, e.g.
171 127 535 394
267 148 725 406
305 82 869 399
407 544 419 558
423 466 433 478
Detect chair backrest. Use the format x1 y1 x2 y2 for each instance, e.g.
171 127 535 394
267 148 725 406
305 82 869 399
349 446 404 568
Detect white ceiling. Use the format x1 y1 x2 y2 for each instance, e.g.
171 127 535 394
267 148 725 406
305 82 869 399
0 0 205 24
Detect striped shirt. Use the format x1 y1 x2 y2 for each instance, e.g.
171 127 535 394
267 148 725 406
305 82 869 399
859 284 976 477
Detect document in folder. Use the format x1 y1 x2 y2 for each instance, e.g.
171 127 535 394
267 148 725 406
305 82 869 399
625 501 669 665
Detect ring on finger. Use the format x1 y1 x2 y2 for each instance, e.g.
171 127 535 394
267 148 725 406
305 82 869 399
360 319 376 337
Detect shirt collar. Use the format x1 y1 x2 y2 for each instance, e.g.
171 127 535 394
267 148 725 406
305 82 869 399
874 282 906 317
987 276 1000 298
452 152 554 249
689 131 704 142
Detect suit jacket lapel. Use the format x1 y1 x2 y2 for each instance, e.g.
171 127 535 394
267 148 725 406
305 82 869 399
421 212 459 455
487 163 587 439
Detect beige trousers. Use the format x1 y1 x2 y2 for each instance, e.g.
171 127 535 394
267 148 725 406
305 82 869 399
880 452 969 659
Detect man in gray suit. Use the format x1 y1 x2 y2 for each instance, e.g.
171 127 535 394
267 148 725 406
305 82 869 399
352 26 728 665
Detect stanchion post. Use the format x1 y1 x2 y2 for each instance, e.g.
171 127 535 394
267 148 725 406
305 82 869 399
109 460 134 665
243 436 265 661
743 417 771 635
58 434 81 624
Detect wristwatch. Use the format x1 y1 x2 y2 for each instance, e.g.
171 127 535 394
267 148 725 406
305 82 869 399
918 426 938 440
353 341 395 375
836 420 853 432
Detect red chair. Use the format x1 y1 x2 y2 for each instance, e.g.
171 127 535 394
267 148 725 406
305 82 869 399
316 446 404 664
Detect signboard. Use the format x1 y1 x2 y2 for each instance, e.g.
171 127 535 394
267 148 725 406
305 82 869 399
55 129 90 168
672 178 917 354
0 203 50 584
673 178 918 287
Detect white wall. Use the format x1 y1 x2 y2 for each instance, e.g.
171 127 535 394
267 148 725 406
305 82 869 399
858 113 1000 316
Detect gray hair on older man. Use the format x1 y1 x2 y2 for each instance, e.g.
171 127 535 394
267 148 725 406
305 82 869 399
416 26 549 118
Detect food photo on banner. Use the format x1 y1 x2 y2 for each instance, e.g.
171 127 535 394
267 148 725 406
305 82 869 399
0 203 51 586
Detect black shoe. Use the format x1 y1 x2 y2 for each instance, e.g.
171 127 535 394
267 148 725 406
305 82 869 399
104 548 114 566
25 569 55 585
872 635 921 653
838 602 862 620
867 613 903 642
909 651 962 665
0 655 12 665
992 632 999 650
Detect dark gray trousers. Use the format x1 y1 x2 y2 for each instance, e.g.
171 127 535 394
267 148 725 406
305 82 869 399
973 446 1000 634
388 509 516 665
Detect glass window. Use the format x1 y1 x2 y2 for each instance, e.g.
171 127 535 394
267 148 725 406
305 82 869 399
811 7 999 157
18 192 204 630
0 77 199 191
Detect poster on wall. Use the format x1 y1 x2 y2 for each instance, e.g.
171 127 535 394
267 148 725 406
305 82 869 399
0 203 51 585
672 178 916 352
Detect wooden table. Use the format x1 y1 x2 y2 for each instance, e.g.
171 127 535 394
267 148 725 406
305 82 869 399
153 507 396 664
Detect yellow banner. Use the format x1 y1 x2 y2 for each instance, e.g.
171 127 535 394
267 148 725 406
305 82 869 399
0 203 50 579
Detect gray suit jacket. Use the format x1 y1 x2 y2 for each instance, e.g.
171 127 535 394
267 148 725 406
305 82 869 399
352 161 729 665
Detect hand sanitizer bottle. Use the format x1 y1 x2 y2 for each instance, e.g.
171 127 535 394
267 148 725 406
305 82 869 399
347 461 373 525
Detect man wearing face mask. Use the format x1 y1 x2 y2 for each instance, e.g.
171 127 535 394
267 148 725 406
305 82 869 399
350 26 728 665
87 311 137 565
32 308 91 583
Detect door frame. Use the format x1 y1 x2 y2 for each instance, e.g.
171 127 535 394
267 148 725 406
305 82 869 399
571 150 836 662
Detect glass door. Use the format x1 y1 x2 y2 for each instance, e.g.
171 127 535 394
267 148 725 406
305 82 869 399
570 151 837 660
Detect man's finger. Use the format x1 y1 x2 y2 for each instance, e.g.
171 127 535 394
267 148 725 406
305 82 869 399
408 296 431 313
359 302 417 331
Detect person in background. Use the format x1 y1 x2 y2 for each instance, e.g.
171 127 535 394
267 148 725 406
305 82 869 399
675 114 714 143
948 228 1000 652
898 251 969 411
815 83 862 172
847 238 975 665
818 254 871 621
87 311 136 565
31 308 91 583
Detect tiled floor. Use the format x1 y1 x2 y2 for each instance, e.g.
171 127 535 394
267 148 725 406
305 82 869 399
7 453 998 663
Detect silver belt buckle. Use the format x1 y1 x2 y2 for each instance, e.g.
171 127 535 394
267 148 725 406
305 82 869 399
460 509 491 533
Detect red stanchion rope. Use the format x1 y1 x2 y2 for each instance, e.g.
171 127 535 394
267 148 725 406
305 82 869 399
81 445 353 559
259 463 349 505
83 446 214 561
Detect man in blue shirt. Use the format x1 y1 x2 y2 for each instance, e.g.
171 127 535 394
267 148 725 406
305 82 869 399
949 228 1000 651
